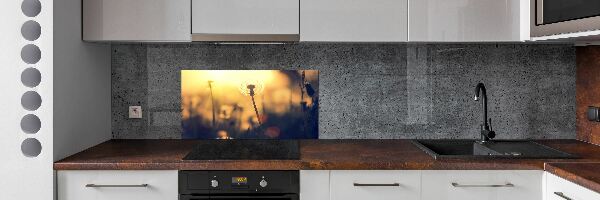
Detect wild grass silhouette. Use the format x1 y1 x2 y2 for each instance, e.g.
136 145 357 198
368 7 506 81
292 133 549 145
182 70 318 139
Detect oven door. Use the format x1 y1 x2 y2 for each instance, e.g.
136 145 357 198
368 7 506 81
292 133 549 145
180 194 299 200
532 0 600 37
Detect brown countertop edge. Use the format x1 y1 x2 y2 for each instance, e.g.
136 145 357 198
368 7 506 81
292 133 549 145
54 139 600 192
55 139 600 170
54 139 600 191
545 162 600 194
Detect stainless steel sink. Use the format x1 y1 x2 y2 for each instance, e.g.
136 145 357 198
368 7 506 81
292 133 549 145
412 140 577 160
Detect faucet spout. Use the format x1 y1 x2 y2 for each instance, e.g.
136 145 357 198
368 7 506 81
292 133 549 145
474 83 495 142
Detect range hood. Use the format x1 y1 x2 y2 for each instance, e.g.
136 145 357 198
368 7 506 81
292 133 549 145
191 0 300 42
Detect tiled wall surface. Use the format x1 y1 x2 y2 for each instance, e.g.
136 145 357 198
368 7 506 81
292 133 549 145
112 44 576 139
576 46 600 145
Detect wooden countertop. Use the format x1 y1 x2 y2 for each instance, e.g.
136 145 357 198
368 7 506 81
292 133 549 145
545 162 600 194
54 139 600 170
54 139 600 193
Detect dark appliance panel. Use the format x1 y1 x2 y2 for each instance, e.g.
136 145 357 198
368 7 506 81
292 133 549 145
179 194 298 200
540 0 600 25
179 171 299 200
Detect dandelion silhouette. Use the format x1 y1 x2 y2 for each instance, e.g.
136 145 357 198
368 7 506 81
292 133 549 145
240 81 263 126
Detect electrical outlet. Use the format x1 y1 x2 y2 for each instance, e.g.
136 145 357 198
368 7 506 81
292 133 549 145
129 106 142 119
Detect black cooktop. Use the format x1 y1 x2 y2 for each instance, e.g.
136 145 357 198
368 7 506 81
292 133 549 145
182 140 300 160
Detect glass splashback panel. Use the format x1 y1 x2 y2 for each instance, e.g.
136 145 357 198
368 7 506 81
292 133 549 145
181 70 319 139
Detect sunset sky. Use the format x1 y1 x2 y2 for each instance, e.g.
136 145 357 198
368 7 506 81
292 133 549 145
182 70 318 133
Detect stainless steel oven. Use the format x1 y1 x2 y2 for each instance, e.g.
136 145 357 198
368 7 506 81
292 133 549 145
179 171 299 200
532 0 600 37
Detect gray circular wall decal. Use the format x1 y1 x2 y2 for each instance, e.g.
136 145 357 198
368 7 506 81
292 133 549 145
21 68 41 88
20 114 41 134
21 91 42 111
21 138 42 157
21 20 41 41
21 44 41 64
21 0 41 17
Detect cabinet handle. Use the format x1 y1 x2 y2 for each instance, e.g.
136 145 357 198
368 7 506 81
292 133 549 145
353 183 400 187
451 182 514 187
85 184 149 188
553 192 573 200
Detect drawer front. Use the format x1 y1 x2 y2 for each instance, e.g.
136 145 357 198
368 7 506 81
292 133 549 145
330 170 420 200
300 170 330 200
57 170 178 200
421 170 543 200
545 172 600 200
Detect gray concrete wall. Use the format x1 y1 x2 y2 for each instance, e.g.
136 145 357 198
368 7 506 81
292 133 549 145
112 43 576 139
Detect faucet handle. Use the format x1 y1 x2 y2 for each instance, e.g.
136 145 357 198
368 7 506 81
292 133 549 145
488 118 496 139
488 130 496 139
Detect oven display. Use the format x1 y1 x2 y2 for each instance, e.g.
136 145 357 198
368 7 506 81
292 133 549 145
232 177 248 185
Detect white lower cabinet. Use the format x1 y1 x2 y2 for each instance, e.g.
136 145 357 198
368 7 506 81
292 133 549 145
300 170 545 200
301 170 331 200
57 170 178 200
545 172 600 200
56 170 600 200
421 170 543 200
330 170 421 200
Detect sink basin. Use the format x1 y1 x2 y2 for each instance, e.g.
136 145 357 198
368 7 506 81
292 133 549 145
412 140 577 160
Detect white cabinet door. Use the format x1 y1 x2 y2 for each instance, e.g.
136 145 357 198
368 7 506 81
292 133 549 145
301 0 408 42
191 0 299 35
301 170 330 200
545 172 600 200
330 170 420 200
409 0 529 42
421 170 543 200
57 170 178 200
82 0 191 41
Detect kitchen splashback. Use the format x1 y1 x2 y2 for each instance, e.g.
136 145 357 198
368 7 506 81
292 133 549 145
112 43 576 139
181 70 319 139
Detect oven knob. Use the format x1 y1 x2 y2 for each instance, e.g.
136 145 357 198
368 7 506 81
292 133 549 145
259 179 268 188
211 180 219 188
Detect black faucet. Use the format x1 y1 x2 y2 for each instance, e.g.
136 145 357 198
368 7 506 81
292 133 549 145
474 83 495 142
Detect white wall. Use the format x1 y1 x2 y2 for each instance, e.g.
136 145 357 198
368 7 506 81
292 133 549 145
53 0 111 161
0 0 54 199
1 0 110 198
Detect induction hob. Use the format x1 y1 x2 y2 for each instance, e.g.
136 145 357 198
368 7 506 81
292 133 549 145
182 140 300 160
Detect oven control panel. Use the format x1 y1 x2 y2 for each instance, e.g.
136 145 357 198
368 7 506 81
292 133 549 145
179 171 299 194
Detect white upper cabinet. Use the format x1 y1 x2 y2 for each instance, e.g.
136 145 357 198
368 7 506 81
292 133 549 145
300 0 408 42
409 0 530 42
191 0 300 41
83 0 191 42
80 0 535 42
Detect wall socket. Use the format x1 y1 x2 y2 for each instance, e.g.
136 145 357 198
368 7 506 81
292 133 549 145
129 106 142 119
